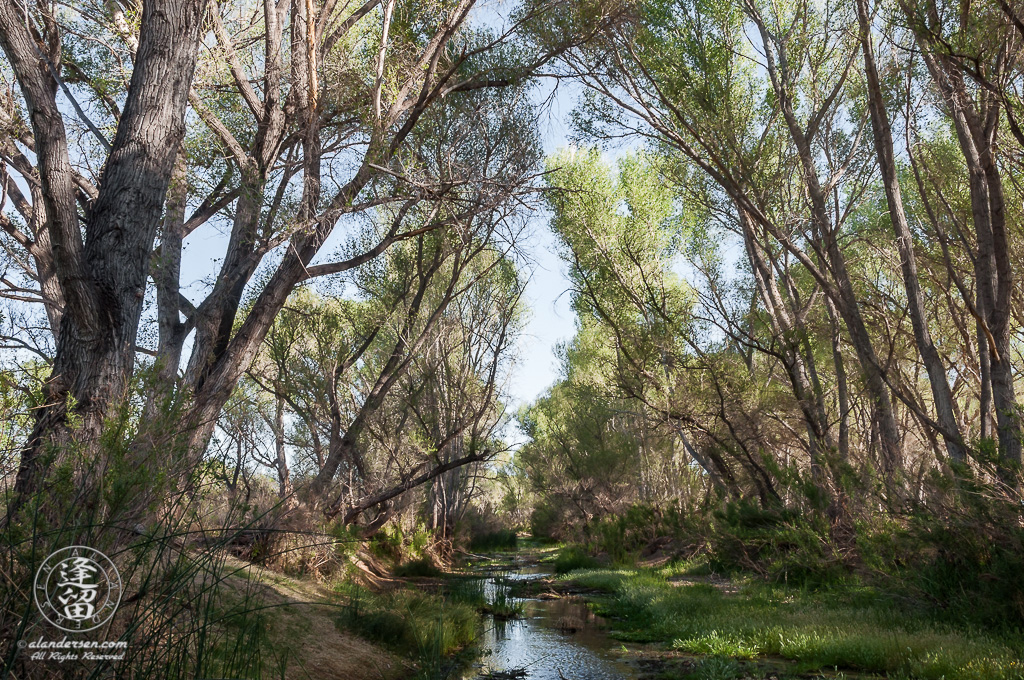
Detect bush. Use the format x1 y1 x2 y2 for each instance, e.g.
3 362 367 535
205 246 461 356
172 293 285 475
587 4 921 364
554 545 600 574
530 502 563 540
706 500 848 587
394 558 442 577
469 529 518 552
894 469 1024 630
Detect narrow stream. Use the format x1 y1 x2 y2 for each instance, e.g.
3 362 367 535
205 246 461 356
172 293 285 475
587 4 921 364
462 563 637 680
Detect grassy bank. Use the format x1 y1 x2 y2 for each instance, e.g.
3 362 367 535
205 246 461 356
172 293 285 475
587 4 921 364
566 563 1024 680
333 574 502 679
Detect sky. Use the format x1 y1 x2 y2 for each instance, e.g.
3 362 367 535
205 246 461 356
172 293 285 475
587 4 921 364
169 1 596 416
173 84 584 414
503 92 581 410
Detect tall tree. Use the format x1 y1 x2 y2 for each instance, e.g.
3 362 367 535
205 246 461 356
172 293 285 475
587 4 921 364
0 0 210 501
856 0 965 462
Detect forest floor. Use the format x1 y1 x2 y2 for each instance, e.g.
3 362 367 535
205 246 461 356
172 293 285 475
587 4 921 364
514 557 1024 680
219 555 411 680
225 544 1024 680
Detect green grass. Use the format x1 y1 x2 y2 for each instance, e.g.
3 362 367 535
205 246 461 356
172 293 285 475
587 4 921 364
565 567 1024 680
334 582 479 678
442 576 488 608
553 545 600 574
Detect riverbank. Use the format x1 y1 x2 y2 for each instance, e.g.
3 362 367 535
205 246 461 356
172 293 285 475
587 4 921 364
243 540 1024 680
539 559 1024 680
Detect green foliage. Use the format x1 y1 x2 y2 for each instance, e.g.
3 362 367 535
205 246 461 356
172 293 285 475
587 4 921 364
706 501 848 588
893 474 1024 631
469 529 518 553
367 524 405 561
686 656 745 680
588 503 699 563
483 576 525 620
442 578 487 608
554 546 600 574
335 586 478 668
570 568 1024 679
529 502 565 541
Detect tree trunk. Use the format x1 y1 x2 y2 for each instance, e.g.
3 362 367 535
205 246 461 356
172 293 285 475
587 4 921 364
751 15 905 485
273 393 292 500
857 0 966 463
2 0 210 504
908 17 1022 469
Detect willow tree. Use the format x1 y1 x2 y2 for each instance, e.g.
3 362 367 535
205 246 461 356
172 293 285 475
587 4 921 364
548 0 1024 499
0 0 623 513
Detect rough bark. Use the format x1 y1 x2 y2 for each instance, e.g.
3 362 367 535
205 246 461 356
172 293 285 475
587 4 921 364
2 0 210 503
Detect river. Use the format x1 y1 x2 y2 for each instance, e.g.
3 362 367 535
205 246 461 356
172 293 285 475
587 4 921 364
461 561 637 680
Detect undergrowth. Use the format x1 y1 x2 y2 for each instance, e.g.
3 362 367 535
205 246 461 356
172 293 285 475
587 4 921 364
566 567 1024 680
334 583 479 678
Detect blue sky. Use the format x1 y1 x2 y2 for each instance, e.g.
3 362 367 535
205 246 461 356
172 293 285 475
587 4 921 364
175 85 583 412
504 88 581 410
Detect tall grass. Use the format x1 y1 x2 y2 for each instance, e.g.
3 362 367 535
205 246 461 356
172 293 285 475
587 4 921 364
484 575 524 620
0 395 358 679
553 545 599 574
335 583 478 679
568 568 1024 680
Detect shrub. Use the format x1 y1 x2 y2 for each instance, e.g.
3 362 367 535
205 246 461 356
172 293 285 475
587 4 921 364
554 545 600 574
706 500 848 587
894 468 1024 630
469 529 518 552
394 558 442 577
530 502 563 540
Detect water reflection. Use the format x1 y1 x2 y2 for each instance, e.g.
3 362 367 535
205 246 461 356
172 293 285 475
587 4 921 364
465 567 636 680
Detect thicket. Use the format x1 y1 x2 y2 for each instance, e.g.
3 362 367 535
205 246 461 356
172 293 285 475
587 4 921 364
541 472 1024 634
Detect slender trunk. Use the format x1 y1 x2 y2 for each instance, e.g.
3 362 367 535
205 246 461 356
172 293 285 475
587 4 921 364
752 17 904 484
740 206 831 488
825 297 851 462
273 392 292 499
978 314 993 440
909 22 1021 468
143 150 190 425
857 0 966 462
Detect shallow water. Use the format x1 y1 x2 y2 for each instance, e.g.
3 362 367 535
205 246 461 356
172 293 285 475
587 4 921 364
463 564 637 680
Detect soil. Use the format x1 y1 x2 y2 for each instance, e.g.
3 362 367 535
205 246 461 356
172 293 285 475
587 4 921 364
221 556 409 680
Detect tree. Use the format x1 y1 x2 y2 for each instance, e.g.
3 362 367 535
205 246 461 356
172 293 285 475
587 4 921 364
0 0 209 503
243 219 524 527
0 0 619 514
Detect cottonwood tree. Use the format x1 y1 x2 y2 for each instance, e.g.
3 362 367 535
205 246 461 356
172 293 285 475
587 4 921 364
0 0 622 514
0 0 209 505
